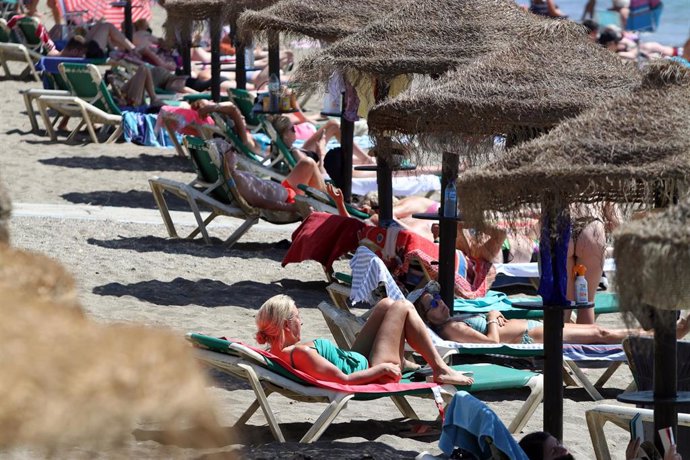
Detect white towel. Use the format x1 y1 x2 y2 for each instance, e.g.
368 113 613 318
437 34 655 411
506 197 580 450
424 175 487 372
349 246 405 305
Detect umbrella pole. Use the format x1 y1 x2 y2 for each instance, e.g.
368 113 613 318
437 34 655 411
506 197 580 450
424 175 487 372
123 0 133 40
438 152 459 307
180 25 192 78
209 16 221 102
268 30 280 82
540 205 569 441
340 98 354 203
654 308 678 453
230 19 247 91
374 80 393 223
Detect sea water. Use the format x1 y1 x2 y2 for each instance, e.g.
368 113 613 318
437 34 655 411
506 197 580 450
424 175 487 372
550 0 689 46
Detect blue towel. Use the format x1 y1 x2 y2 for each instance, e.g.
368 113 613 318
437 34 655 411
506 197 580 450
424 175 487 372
122 112 177 148
439 391 529 460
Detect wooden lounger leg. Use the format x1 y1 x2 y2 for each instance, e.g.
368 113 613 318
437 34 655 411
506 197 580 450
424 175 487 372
22 92 39 132
299 393 355 443
594 361 623 387
563 359 604 401
586 408 611 460
237 363 286 442
390 395 420 420
80 106 100 144
148 180 180 238
224 216 259 248
37 101 57 141
508 374 544 434
105 124 123 143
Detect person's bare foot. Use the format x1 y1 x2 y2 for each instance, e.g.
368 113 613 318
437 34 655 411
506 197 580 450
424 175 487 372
434 367 474 386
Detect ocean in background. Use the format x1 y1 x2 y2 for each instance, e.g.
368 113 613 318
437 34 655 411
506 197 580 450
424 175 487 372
539 0 689 46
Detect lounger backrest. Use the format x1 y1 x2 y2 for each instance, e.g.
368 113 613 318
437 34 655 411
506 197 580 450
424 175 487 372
228 88 261 126
183 136 256 215
209 113 264 163
59 63 122 115
0 19 11 43
261 117 298 169
623 336 690 394
12 16 41 47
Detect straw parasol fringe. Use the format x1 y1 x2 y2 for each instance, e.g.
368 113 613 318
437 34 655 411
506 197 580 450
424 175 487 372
0 175 10 245
0 245 79 309
162 0 278 37
237 0 400 44
0 248 229 452
292 0 550 93
615 197 690 314
367 32 640 164
455 61 690 227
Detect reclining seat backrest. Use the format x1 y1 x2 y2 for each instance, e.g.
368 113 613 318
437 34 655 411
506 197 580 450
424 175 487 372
59 63 122 115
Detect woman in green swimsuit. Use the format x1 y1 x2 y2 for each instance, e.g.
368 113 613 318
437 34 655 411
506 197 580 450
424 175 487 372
255 295 474 386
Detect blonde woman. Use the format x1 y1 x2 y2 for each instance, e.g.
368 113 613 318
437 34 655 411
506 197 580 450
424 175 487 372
255 295 473 385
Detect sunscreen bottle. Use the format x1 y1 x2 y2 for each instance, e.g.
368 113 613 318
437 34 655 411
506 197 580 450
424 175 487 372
574 264 588 304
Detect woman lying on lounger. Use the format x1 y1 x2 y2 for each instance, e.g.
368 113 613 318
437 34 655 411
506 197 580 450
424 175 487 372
212 139 328 213
410 281 690 345
255 294 473 386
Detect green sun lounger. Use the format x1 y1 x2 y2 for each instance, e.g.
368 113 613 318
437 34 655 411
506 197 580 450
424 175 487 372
187 332 543 440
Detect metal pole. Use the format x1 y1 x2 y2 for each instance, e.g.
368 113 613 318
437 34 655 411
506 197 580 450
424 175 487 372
123 0 133 40
438 152 459 307
654 308 678 453
267 30 280 82
209 16 221 102
340 96 354 203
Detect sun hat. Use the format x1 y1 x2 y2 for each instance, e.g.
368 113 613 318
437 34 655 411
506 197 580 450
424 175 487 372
407 280 441 305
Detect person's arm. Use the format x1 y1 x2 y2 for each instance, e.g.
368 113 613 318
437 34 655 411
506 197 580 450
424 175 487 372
546 0 566 17
442 318 501 344
291 346 400 384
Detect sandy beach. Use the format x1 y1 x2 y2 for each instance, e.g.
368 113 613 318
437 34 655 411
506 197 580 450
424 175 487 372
0 4 643 459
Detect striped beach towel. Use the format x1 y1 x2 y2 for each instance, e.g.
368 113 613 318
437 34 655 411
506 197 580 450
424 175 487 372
60 0 152 28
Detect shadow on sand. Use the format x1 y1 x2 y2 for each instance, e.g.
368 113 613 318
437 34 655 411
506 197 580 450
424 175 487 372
40 153 192 172
62 189 189 210
93 278 328 309
87 236 291 262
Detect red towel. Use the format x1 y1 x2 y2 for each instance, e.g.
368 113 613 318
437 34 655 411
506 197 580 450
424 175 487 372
282 212 366 271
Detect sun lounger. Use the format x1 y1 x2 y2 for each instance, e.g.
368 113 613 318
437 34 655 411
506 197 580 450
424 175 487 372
0 18 41 81
36 63 123 143
586 404 690 460
149 136 300 246
187 333 544 439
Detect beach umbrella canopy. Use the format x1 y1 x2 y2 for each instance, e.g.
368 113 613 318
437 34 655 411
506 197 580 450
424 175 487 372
237 0 402 44
294 0 553 89
162 0 277 31
455 61 690 224
61 0 152 29
615 195 690 313
367 30 641 149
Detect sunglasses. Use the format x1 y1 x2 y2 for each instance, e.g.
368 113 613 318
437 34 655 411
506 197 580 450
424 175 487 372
425 293 443 311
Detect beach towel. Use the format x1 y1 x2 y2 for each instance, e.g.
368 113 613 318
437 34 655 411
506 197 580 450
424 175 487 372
154 105 214 137
439 391 529 460
122 111 177 148
358 225 438 272
282 212 366 271
349 246 405 305
402 249 493 300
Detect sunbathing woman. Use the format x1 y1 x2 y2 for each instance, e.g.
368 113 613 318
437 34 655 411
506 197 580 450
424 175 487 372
256 294 473 385
212 139 327 213
410 281 690 345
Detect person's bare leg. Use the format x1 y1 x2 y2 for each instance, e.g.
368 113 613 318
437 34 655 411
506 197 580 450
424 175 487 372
139 47 176 71
573 220 606 324
121 66 147 105
285 158 326 192
47 0 61 25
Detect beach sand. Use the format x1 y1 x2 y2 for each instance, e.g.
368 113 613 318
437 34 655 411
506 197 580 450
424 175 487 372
0 4 638 458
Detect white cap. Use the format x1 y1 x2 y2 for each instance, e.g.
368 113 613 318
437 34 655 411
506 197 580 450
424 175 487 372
406 280 441 304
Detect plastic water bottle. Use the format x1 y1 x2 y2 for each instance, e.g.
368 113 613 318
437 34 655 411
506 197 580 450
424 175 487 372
442 181 457 218
268 73 280 112
244 40 255 70
574 264 588 304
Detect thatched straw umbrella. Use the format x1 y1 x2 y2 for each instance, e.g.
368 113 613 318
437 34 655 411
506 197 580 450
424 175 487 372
0 247 229 452
291 0 553 304
456 61 690 442
615 193 690 448
367 33 640 153
163 0 278 100
237 0 400 202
